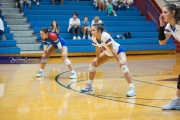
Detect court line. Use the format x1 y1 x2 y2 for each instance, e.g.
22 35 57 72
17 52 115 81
54 68 173 108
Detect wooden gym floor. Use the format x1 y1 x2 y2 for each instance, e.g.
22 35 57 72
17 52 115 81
0 54 180 120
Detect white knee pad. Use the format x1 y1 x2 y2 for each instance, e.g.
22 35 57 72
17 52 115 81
41 58 46 64
121 65 129 74
89 64 96 72
64 58 71 65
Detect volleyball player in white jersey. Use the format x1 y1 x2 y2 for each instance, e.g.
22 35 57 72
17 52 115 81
81 24 136 97
158 4 180 110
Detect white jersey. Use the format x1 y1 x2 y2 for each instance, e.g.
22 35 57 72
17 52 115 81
165 23 180 42
92 32 120 56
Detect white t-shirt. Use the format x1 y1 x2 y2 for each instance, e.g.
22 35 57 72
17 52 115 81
68 18 80 32
92 32 120 56
165 23 180 42
0 18 4 31
91 20 103 26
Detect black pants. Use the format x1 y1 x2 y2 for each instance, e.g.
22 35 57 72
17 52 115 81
0 30 4 41
69 26 80 37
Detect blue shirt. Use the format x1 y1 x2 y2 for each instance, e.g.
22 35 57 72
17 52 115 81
81 21 90 27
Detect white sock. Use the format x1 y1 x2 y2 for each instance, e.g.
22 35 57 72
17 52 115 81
87 79 93 84
88 35 90 37
176 96 180 100
129 83 134 88
71 70 75 73
40 69 43 72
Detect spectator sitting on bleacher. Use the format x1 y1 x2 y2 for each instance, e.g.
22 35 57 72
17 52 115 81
33 0 40 6
97 0 105 11
118 0 129 11
52 0 64 6
81 16 91 40
91 16 103 26
20 0 31 12
0 18 4 41
68 12 81 40
112 0 118 10
106 0 117 16
50 20 59 34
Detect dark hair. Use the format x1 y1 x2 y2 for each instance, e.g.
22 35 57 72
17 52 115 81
165 4 180 23
84 16 88 18
51 20 58 27
92 23 105 33
41 27 49 33
73 12 78 16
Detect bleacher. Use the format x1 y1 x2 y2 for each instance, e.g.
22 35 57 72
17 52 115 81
24 0 176 54
0 19 20 54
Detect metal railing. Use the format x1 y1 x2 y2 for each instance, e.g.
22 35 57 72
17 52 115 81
134 0 160 26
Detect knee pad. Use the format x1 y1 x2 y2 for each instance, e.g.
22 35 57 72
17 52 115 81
41 58 46 64
177 75 180 89
121 65 129 74
89 64 96 72
64 58 71 65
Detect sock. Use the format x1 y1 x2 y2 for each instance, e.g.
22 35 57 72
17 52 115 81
129 83 134 88
88 35 90 37
40 69 43 72
71 70 75 73
176 96 180 100
87 79 93 84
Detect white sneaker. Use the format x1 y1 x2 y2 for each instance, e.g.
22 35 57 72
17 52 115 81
82 36 85 39
37 1 39 5
162 98 180 110
77 36 81 40
36 71 44 77
73 36 77 40
69 72 77 79
126 87 136 97
81 83 93 92
88 36 91 39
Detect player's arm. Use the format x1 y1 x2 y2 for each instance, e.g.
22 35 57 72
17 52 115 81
107 43 119 62
158 26 171 45
158 14 171 45
50 34 62 49
43 41 48 54
96 46 101 60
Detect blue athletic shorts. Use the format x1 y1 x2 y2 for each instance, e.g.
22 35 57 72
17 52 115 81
53 38 67 49
117 46 126 54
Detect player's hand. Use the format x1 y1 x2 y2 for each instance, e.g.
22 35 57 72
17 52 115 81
159 14 166 27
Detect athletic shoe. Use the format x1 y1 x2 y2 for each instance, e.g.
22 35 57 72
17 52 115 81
36 71 44 77
81 83 93 92
73 36 77 40
69 72 77 79
162 98 180 110
82 36 85 39
126 87 136 97
77 36 81 40
88 36 91 39
37 1 39 5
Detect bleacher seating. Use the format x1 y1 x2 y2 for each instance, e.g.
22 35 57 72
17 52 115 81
25 0 176 54
0 19 20 54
